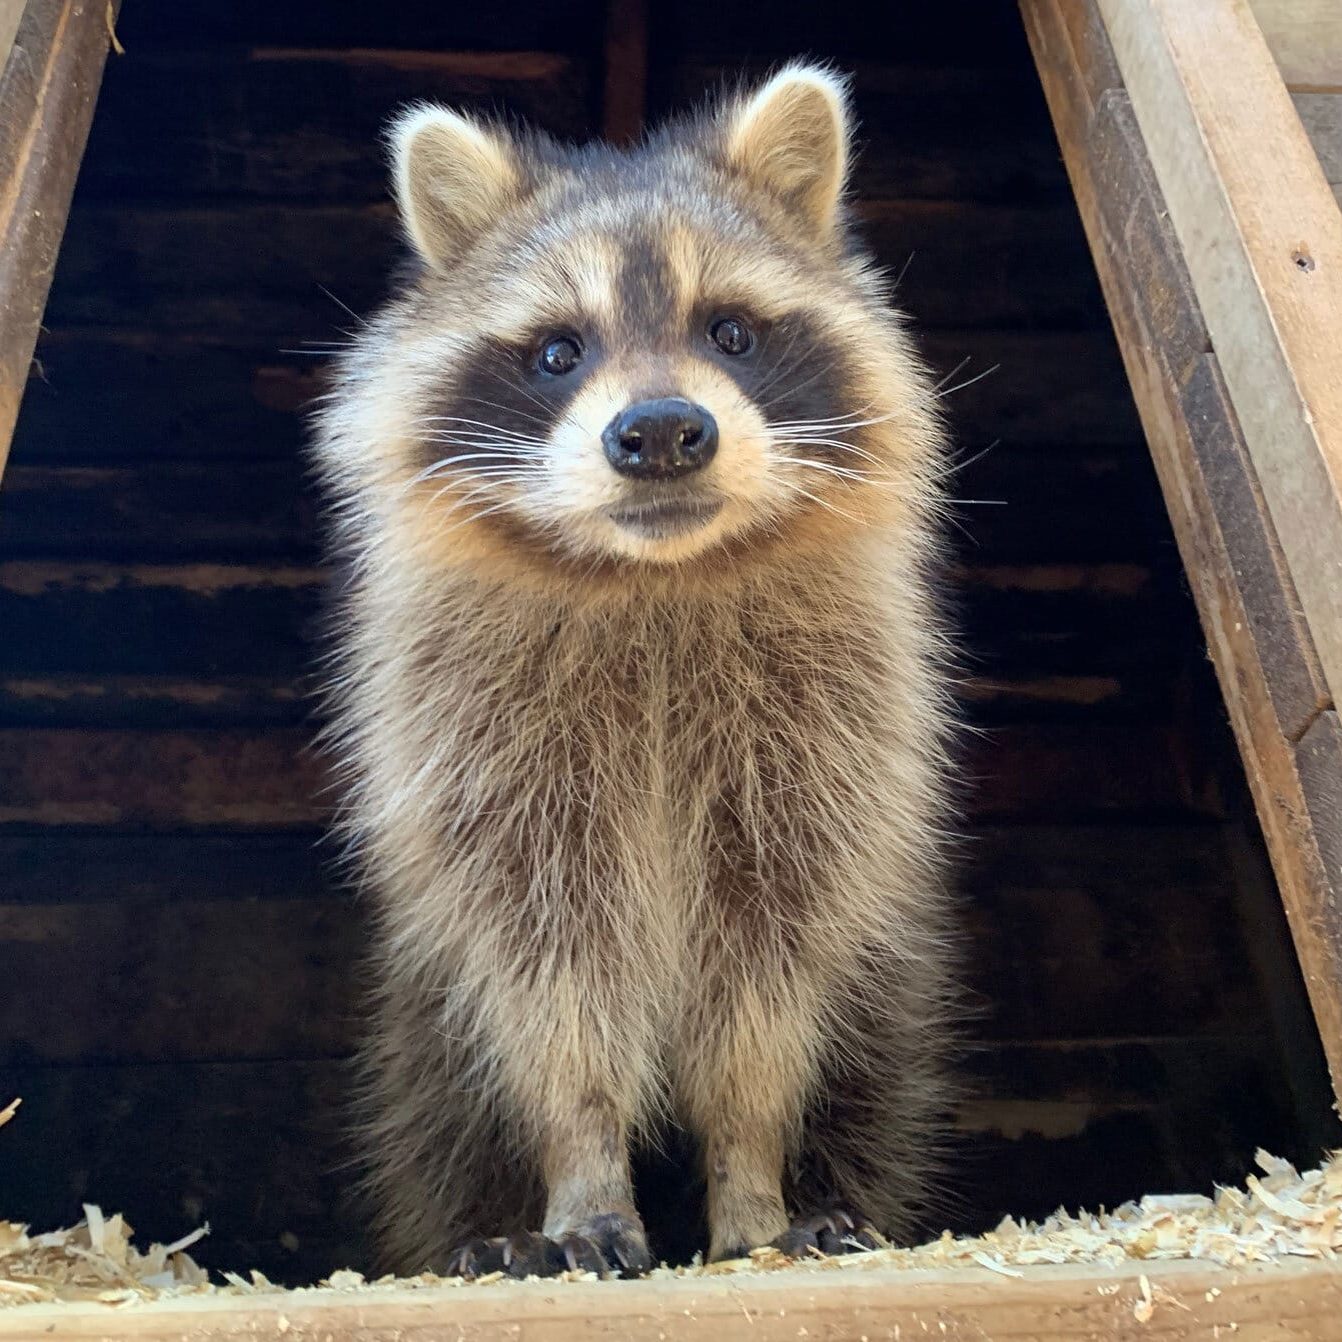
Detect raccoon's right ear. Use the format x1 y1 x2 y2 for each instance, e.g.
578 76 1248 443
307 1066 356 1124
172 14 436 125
719 63 852 240
389 104 521 270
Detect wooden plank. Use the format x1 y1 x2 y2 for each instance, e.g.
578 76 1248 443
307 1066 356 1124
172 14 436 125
0 0 23 68
0 449 1164 563
0 0 118 474
0 829 1257 1063
75 48 593 201
1021 0 1342 1093
1097 0 1342 716
38 200 1107 335
0 1030 1307 1288
0 831 332 902
0 672 1170 731
0 462 317 561
0 728 326 826
0 676 309 728
1295 711 1342 896
11 334 320 462
104 0 606 48
601 0 647 144
0 822 1226 904
1248 0 1342 90
1179 356 1331 741
7 328 1140 463
0 558 1180 687
1294 92 1342 191
0 722 1201 828
0 562 322 678
0 1259 1339 1340
0 897 361 1063
670 62 1071 204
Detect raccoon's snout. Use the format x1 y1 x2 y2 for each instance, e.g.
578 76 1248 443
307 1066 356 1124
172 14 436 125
602 398 719 481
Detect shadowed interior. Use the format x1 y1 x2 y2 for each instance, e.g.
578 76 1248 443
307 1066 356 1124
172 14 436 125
0 0 1335 1284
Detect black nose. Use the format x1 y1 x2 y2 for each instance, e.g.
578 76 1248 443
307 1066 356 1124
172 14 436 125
602 398 719 480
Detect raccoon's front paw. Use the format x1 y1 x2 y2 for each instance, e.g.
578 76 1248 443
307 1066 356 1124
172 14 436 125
771 1207 884 1258
446 1214 652 1280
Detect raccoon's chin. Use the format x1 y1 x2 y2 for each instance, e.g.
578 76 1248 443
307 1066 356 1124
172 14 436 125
585 492 740 564
606 496 724 540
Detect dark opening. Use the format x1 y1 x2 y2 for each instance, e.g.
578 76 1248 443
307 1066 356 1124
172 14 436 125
0 0 1334 1284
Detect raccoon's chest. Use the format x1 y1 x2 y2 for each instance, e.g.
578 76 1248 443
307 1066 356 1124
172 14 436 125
499 605 868 855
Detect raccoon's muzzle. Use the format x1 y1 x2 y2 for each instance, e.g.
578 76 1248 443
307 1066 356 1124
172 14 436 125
602 398 719 481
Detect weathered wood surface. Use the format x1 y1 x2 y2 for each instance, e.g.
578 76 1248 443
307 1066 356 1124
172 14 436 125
1022 0 1342 1094
10 328 1141 462
0 827 1259 1064
601 0 647 144
1248 0 1342 88
1 1258 1340 1341
0 0 119 473
1097 0 1342 717
74 48 593 201
670 62 1071 205
0 0 1329 1290
0 559 1180 684
0 0 23 67
0 721 1212 828
38 199 1106 334
0 449 1166 564
103 0 607 48
0 1030 1308 1284
1294 92 1342 208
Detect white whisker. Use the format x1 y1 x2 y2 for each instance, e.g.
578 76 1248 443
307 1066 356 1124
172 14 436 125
769 436 883 466
933 355 972 391
773 456 869 483
933 364 999 400
776 478 859 523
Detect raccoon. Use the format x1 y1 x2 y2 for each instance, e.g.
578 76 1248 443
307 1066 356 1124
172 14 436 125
313 63 960 1278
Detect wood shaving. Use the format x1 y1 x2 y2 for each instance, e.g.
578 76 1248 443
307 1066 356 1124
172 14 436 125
4 1147 1340 1307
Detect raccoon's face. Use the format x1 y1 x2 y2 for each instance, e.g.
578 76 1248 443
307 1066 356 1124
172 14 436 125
354 65 940 572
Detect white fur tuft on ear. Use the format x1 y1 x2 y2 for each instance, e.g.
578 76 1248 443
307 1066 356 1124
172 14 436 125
721 63 851 237
389 104 521 270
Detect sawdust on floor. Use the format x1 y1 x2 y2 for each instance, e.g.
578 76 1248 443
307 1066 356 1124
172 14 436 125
2 1090 1338 1310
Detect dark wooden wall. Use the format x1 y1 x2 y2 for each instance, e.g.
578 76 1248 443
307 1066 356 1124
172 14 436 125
0 0 1334 1285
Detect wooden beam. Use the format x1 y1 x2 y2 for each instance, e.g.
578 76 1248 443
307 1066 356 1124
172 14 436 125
0 1259 1338 1341
0 0 118 477
1248 0 1342 89
1095 0 1342 718
0 0 24 70
1020 0 1342 1095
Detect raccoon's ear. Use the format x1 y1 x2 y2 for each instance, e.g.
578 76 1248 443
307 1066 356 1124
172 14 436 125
720 64 851 238
389 104 521 270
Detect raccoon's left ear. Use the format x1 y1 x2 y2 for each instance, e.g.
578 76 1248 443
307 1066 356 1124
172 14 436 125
720 63 851 239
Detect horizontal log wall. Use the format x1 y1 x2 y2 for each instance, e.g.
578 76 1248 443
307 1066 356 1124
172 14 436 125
0 0 1331 1285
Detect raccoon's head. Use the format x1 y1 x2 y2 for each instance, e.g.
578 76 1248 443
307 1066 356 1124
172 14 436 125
327 64 943 577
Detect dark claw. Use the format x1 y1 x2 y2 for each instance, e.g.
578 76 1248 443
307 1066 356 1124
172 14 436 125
583 1212 654 1276
556 1232 609 1275
445 1214 651 1281
772 1206 881 1259
772 1225 821 1258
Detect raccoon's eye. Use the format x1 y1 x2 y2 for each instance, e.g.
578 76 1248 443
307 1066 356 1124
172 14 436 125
709 316 753 357
538 335 583 377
